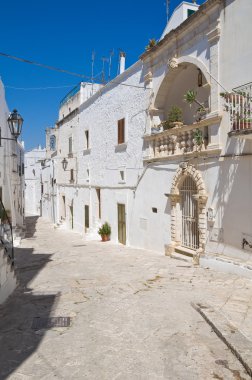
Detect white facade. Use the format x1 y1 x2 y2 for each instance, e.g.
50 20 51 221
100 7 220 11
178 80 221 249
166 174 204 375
25 146 46 216
0 79 25 303
42 0 252 274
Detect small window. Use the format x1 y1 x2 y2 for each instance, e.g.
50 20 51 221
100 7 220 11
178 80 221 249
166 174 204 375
118 118 125 145
69 137 73 154
85 130 89 149
87 169 89 179
70 169 74 182
50 135 56 151
119 170 125 182
187 9 195 17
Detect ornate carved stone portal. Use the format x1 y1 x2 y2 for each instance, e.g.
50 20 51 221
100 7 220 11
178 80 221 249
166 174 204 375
166 164 208 262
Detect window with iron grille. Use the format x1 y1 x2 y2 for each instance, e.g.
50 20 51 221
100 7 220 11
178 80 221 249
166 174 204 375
118 119 125 144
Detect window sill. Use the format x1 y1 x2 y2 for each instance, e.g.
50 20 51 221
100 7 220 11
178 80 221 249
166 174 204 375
69 180 74 184
83 148 91 156
115 143 127 152
118 181 126 185
68 153 73 158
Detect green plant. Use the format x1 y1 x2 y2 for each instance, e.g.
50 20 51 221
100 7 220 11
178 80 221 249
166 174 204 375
145 38 157 51
184 90 204 108
0 208 9 222
194 128 203 146
161 106 183 130
98 222 111 236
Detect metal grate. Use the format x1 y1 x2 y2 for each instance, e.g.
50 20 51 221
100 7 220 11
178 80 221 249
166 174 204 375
32 317 71 330
180 176 199 250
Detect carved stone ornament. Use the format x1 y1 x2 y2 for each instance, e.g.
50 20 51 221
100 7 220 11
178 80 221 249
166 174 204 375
168 57 179 69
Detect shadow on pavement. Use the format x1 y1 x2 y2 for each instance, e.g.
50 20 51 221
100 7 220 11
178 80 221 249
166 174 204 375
0 217 57 380
24 216 40 238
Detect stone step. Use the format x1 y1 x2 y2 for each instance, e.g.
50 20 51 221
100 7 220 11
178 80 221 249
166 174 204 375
171 251 192 262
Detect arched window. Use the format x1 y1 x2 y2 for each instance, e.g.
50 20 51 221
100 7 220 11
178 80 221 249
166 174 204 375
50 135 56 151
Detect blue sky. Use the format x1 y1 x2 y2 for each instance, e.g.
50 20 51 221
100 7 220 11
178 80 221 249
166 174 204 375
0 0 205 150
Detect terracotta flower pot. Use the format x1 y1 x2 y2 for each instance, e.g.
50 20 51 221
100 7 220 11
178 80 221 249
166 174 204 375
101 234 110 242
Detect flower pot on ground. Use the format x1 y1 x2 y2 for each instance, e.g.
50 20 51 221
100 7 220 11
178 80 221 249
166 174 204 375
98 222 111 242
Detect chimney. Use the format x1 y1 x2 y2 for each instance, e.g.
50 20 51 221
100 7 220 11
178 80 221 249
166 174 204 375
119 51 126 74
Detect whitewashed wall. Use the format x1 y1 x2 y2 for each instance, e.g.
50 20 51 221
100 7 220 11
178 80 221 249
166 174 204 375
25 147 46 216
43 0 252 264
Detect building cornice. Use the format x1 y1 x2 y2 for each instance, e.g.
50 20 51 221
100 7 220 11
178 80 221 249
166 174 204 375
140 0 222 61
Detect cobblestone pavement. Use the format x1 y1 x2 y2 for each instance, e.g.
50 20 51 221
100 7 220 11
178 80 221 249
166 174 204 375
0 216 252 380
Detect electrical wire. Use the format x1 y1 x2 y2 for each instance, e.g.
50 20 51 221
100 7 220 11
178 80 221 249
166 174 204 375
0 51 150 90
0 51 90 79
5 84 77 90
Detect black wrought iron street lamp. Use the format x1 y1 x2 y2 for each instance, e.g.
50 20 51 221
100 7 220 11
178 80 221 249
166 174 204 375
0 109 24 146
62 158 68 171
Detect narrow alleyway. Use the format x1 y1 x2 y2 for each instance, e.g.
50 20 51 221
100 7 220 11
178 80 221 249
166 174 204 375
0 217 252 379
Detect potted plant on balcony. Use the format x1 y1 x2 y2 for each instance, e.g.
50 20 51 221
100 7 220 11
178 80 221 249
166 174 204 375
98 222 111 242
184 90 208 121
145 38 157 51
161 106 183 130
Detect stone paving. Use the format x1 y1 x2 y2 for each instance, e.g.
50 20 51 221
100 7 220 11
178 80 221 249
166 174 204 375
0 216 252 379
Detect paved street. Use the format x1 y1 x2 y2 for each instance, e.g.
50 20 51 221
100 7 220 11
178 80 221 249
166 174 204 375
0 217 252 380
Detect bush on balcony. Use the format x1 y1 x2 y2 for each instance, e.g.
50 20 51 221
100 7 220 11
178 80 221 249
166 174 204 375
161 106 183 130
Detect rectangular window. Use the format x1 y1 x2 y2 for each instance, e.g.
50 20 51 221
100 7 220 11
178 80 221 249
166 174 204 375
85 130 89 149
187 9 195 17
0 187 2 200
69 137 73 154
70 169 74 182
118 118 125 145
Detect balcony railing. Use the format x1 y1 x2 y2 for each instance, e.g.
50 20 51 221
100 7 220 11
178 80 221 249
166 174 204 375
225 82 252 138
0 199 14 265
60 83 80 107
144 116 221 161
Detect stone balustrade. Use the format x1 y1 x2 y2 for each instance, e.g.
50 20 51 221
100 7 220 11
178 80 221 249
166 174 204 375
144 116 221 161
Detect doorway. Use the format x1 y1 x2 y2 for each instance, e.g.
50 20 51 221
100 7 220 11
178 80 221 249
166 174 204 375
180 176 199 250
84 205 89 232
69 205 73 229
118 203 126 245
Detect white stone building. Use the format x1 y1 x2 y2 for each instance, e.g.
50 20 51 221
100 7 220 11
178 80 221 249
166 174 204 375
24 146 46 216
42 0 252 276
0 79 25 303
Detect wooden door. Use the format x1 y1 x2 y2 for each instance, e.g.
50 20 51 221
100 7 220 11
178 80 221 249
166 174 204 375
118 204 126 245
84 205 89 232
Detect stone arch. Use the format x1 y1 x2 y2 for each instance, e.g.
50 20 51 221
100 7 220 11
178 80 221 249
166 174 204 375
154 56 210 109
171 164 207 196
168 164 208 261
151 57 211 129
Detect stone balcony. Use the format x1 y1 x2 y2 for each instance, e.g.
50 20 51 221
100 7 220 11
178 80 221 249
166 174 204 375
143 115 222 162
